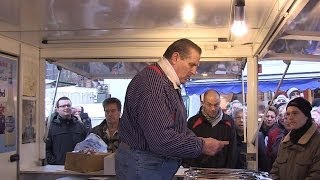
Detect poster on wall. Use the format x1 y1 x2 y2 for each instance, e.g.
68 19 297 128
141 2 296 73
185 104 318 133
0 104 5 134
0 56 17 153
22 98 36 144
22 54 37 97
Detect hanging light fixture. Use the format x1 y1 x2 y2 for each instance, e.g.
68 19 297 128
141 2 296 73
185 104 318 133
231 0 248 37
182 3 195 23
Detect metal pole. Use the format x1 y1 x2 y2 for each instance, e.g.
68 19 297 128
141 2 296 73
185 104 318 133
250 60 291 144
241 69 247 142
43 66 62 141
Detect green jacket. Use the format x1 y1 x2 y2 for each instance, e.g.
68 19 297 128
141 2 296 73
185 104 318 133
270 123 320 180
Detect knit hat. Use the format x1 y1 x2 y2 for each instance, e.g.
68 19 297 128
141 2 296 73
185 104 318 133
286 97 312 118
274 95 288 105
286 87 300 99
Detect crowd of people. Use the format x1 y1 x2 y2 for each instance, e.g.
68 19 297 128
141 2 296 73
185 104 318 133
44 39 320 180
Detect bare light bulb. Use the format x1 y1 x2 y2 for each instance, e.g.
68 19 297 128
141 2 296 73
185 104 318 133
231 20 248 37
231 4 248 37
182 4 194 23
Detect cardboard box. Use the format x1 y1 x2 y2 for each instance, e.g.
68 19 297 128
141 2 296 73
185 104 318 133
64 152 109 173
103 153 115 175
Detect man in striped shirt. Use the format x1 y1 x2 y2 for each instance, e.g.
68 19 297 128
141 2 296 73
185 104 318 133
115 38 225 180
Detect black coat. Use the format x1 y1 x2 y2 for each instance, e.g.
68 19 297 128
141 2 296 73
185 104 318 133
80 112 92 134
235 134 247 169
45 115 87 165
183 111 238 168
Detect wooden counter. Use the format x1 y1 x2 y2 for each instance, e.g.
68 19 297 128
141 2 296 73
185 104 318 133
20 165 111 180
20 165 187 180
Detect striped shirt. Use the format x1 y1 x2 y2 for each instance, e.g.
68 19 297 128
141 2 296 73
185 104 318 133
119 63 203 158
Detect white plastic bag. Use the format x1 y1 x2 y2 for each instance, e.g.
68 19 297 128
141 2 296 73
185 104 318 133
74 133 108 153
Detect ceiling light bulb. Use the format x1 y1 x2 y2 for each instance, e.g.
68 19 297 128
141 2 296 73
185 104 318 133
182 4 194 23
231 4 248 37
231 20 248 37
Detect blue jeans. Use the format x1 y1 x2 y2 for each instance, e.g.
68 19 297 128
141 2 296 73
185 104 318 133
115 143 181 180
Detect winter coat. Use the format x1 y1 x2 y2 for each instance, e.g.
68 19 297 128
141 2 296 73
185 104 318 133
235 133 247 169
183 111 238 168
91 119 120 153
270 123 320 180
266 123 288 171
46 115 87 165
80 112 92 134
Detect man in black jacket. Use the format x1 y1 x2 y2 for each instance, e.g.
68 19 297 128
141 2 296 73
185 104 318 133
45 97 87 165
184 89 238 168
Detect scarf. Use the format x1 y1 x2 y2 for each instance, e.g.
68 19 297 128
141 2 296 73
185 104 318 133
289 118 312 144
157 57 181 89
202 108 223 127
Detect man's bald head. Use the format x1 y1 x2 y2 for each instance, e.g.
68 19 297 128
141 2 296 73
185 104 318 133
202 90 221 118
203 90 220 102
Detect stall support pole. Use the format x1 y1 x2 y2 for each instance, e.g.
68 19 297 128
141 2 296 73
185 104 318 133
241 69 247 143
250 61 291 145
246 57 258 170
43 66 62 142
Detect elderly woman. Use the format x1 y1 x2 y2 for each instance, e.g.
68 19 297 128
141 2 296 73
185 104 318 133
232 107 247 169
270 97 320 180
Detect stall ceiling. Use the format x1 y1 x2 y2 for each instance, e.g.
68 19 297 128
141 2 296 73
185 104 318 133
0 0 319 79
264 0 320 61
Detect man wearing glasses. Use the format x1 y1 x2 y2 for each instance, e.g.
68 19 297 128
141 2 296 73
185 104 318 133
45 96 87 165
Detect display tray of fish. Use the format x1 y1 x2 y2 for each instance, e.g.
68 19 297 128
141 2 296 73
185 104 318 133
184 167 272 180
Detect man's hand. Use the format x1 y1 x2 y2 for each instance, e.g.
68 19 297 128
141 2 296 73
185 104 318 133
201 137 225 156
74 114 82 123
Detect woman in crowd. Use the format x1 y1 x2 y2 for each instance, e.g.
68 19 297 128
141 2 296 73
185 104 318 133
270 97 320 179
266 104 290 171
232 107 247 169
258 105 278 171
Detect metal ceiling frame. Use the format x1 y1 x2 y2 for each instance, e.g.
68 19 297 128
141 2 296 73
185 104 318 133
254 0 309 59
263 52 320 61
47 60 93 79
280 30 320 41
49 57 246 80
40 45 254 59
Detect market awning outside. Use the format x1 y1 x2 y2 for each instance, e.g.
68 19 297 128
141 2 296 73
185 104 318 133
185 61 320 95
185 78 320 95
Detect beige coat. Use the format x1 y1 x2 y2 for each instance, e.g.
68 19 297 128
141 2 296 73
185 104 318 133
270 123 320 180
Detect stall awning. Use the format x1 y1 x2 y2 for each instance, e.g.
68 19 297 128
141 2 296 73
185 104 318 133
185 78 320 95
